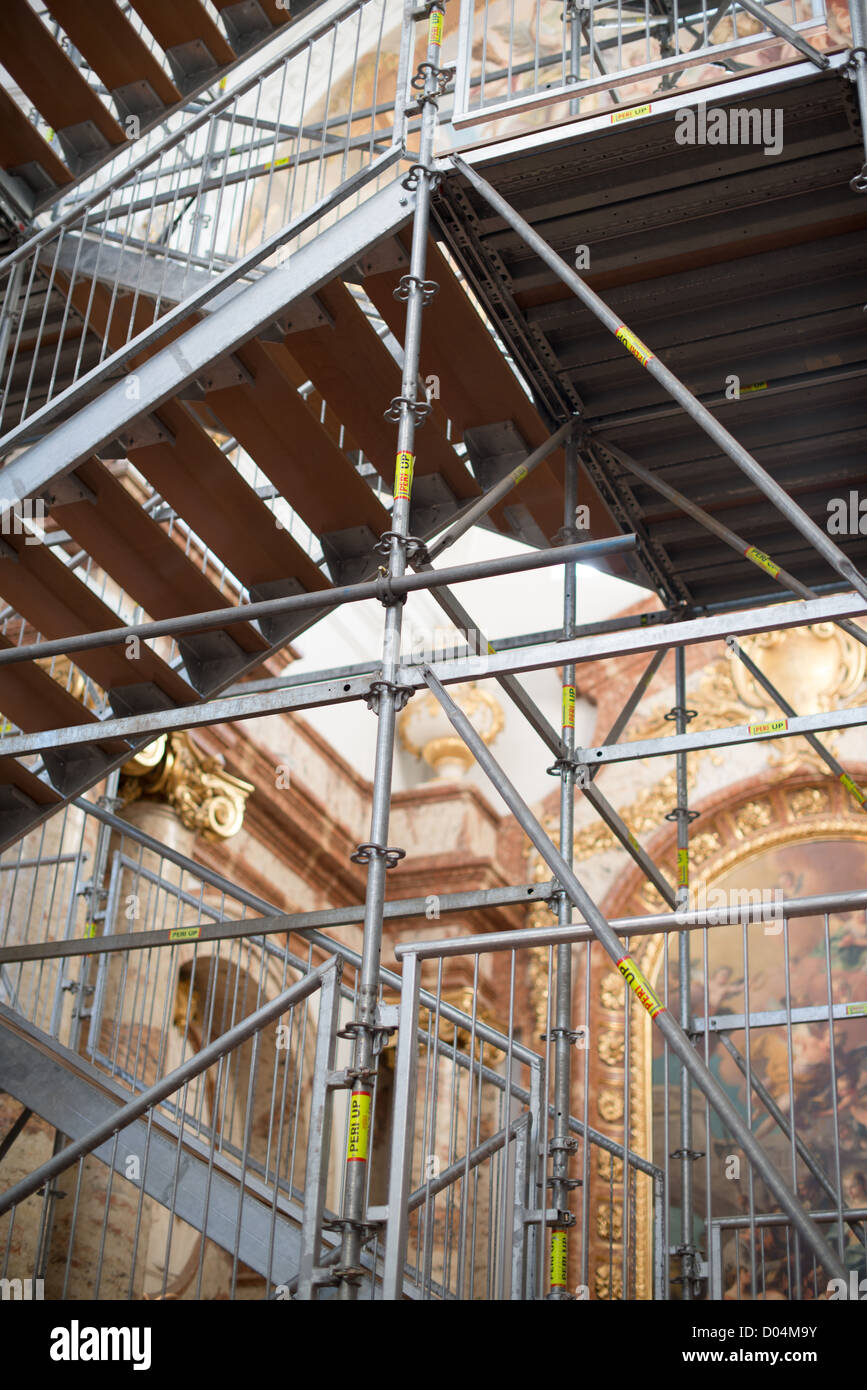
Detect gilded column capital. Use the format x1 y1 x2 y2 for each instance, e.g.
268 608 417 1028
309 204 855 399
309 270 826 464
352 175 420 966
120 731 253 841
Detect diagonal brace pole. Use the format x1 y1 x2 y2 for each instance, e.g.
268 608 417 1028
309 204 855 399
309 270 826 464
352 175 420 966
420 664 848 1285
717 1032 866 1248
592 646 671 778
726 636 867 811
593 438 867 655
732 0 830 68
451 156 867 605
425 418 576 564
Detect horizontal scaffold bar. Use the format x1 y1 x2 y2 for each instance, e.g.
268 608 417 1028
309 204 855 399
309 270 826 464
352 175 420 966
2 588 865 758
9 883 866 966
394 888 867 960
580 703 867 766
0 535 634 669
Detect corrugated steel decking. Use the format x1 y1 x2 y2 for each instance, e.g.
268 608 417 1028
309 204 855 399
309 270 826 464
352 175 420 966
434 66 867 608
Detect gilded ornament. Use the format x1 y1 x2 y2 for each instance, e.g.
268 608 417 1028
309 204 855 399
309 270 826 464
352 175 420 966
120 731 253 841
596 1202 623 1241
788 786 832 819
595 1265 623 1300
597 1029 625 1067
597 1149 624 1183
398 680 503 780
597 1087 624 1122
600 971 625 1011
732 799 773 839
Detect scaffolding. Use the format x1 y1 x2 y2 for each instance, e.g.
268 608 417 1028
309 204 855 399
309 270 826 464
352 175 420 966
0 0 866 1303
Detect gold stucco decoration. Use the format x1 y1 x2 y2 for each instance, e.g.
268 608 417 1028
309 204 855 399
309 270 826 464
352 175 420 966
120 731 253 841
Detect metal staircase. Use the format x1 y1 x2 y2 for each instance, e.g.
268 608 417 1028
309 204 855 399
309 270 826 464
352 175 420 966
0 0 295 221
1 0 866 1303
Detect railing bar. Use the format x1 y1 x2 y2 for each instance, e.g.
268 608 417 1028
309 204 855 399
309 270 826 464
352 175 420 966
823 911 845 1262
781 914 802 1292
742 915 757 1296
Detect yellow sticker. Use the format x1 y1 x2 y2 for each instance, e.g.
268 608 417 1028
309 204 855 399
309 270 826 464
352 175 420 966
617 956 665 1019
741 381 767 394
562 684 576 729
840 772 867 806
347 1091 372 1162
748 719 787 736
550 1231 568 1288
615 325 654 369
628 832 640 851
429 9 444 45
677 848 689 888
487 642 496 654
611 103 651 124
744 545 780 578
395 451 414 501
84 922 97 939
512 463 528 484
169 926 201 942
846 1002 867 1016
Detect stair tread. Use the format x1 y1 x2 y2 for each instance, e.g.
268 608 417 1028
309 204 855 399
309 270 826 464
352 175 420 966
0 85 73 193
60 459 270 655
43 0 182 111
0 0 127 151
0 533 197 707
127 0 237 67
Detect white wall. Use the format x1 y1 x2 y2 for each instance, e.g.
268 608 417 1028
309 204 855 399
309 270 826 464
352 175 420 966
291 525 652 814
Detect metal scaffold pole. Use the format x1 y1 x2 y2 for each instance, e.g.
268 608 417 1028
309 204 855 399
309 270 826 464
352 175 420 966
420 665 849 1286
336 0 445 1300
671 647 699 1299
549 433 580 1297
449 155 867 604
847 0 867 189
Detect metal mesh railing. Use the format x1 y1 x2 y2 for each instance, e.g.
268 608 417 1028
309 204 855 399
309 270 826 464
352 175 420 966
0 956 343 1300
0 0 407 458
452 0 838 130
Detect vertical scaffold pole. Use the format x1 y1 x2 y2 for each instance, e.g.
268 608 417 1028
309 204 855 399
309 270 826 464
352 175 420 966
549 434 580 1298
420 666 849 1287
848 0 867 189
671 647 698 1298
337 0 444 1300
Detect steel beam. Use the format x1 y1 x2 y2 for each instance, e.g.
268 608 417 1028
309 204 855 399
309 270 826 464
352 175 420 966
549 434 578 1297
0 881 557 965
4 595 867 763
673 646 696 1297
338 0 445 1300
407 590 867 688
395 889 867 959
